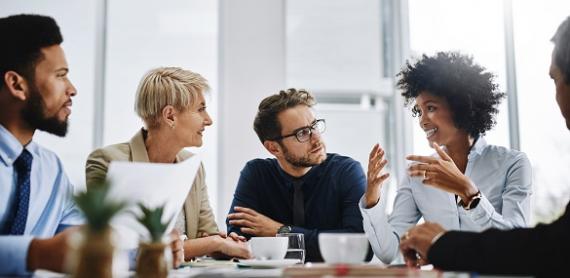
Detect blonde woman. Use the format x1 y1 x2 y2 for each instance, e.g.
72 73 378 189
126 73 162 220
86 67 250 260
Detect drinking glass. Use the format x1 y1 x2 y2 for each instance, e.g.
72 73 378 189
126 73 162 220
276 233 305 263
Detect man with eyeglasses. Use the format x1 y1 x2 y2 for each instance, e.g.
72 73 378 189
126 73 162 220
226 88 371 262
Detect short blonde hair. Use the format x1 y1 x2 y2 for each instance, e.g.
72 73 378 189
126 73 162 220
135 67 209 128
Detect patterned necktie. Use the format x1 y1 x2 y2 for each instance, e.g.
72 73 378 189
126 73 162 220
8 149 33 235
292 180 305 226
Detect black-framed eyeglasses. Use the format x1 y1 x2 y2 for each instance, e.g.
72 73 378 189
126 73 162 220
271 119 326 143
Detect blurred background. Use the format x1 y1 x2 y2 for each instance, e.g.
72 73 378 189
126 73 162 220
2 0 569 227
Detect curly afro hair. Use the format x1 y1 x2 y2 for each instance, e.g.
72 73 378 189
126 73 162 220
397 52 505 137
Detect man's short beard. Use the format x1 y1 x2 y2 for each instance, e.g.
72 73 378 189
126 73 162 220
280 142 324 168
21 84 68 137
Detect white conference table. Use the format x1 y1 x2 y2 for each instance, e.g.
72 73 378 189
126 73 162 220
34 265 534 278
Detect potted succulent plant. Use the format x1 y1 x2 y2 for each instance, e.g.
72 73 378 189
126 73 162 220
135 203 173 278
71 181 126 278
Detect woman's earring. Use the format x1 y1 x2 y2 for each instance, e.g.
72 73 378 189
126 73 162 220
170 123 175 129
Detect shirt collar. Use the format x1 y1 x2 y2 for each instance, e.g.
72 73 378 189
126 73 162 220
468 136 487 159
0 124 25 166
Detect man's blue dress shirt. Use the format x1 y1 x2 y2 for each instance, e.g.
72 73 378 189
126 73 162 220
0 125 83 275
227 153 370 262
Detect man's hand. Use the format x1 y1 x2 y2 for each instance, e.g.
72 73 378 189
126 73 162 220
227 206 282 236
27 226 80 272
406 142 478 202
169 230 184 268
399 222 446 268
364 143 390 208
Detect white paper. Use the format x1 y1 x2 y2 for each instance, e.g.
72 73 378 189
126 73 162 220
105 154 201 249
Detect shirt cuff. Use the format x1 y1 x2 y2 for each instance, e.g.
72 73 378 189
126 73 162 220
359 195 385 216
359 196 390 231
128 249 138 270
431 231 446 245
0 235 34 275
464 194 495 226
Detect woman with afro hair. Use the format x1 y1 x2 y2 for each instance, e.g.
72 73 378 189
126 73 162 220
359 52 532 265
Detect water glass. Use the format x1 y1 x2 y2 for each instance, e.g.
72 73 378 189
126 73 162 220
276 233 305 263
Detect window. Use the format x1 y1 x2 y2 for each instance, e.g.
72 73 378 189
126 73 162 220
408 0 510 156
286 0 391 174
512 0 570 223
104 0 220 209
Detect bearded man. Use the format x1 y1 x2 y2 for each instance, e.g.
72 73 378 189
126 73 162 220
0 14 81 275
226 88 371 262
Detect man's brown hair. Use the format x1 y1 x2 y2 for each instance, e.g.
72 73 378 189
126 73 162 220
253 88 315 143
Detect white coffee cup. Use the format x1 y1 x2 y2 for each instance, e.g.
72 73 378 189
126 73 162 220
318 233 368 264
249 237 288 260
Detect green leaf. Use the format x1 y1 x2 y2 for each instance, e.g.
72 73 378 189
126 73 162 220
136 203 172 242
74 181 126 232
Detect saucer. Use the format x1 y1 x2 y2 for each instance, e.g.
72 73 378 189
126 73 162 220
238 259 300 269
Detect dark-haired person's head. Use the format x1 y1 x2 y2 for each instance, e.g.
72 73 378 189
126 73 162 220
254 88 327 169
550 16 570 129
397 52 504 146
0 14 76 137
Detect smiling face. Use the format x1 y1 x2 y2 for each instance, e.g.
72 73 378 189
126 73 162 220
550 51 570 130
276 105 326 168
174 91 212 147
414 92 469 147
21 44 77 136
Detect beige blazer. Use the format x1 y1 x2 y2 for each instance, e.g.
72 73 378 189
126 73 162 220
85 129 219 239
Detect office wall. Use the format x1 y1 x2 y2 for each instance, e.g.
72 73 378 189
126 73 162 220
217 0 287 226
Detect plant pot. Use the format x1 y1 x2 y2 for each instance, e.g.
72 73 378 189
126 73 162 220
72 227 114 278
136 242 168 278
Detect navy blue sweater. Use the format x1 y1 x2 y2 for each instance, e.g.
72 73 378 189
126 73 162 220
226 153 370 262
